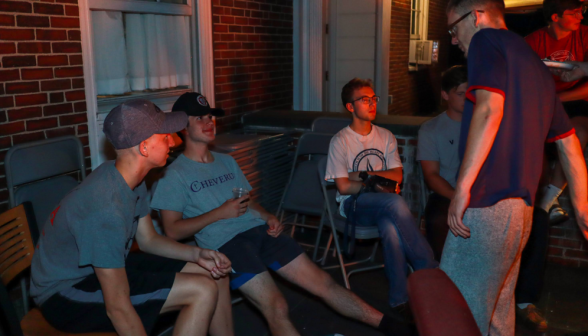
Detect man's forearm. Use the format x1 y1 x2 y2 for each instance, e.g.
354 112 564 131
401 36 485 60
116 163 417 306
556 134 588 213
136 216 199 262
455 92 504 194
424 173 455 199
167 210 223 240
107 303 148 336
249 201 272 220
558 81 588 102
369 168 403 183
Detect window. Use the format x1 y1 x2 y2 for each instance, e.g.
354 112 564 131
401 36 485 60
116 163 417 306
410 0 429 40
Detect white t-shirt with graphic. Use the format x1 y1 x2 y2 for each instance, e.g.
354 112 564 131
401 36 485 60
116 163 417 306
325 125 403 217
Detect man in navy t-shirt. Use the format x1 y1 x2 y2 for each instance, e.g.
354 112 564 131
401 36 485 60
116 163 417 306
445 0 588 335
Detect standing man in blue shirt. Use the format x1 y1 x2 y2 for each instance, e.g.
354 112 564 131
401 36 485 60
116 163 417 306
445 0 588 335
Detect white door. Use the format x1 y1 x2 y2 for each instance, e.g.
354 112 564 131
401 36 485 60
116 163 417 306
326 0 390 114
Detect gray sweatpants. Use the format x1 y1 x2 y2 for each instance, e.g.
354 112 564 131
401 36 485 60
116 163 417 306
440 198 533 336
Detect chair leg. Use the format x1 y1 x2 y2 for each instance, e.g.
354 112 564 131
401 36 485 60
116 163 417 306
330 229 350 289
321 233 333 266
369 241 379 262
301 215 306 233
312 209 327 262
290 213 298 237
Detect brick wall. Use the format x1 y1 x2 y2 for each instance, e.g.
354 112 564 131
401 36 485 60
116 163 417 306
0 0 89 213
212 0 293 117
388 0 451 116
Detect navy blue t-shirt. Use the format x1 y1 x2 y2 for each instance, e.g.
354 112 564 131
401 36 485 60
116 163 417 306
460 29 574 208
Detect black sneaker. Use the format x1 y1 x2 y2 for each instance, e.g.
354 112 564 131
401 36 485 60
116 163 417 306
390 302 414 324
549 205 569 226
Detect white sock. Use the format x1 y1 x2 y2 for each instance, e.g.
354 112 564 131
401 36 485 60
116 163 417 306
539 184 563 212
517 303 531 309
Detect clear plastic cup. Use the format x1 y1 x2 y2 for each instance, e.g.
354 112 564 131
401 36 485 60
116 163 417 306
232 187 249 200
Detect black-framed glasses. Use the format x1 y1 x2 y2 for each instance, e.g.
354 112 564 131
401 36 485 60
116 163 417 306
352 95 380 105
448 10 484 38
562 6 587 18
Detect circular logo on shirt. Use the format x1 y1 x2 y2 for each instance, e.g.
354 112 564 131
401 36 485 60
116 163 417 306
197 95 208 107
549 50 575 62
190 181 202 192
352 149 387 172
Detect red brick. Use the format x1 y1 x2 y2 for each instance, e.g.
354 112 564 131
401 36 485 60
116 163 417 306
0 136 11 149
17 41 51 53
59 112 86 125
14 93 47 106
50 17 79 28
33 3 64 15
565 249 588 260
69 54 82 65
49 92 64 103
21 68 53 80
46 126 75 138
38 55 68 66
549 237 582 249
41 78 70 91
0 1 32 13
65 89 84 101
73 101 85 112
0 120 24 135
27 117 57 131
5 81 39 94
12 131 45 144
64 5 78 16
2 55 35 67
71 77 83 88
43 102 72 116
0 96 14 108
52 42 81 53
0 14 15 26
36 29 67 40
55 0 77 3
67 29 80 41
214 25 228 33
548 247 563 256
77 123 87 135
0 42 16 54
7 106 42 121
16 15 49 27
55 66 83 78
220 16 235 24
0 28 34 40
548 256 580 267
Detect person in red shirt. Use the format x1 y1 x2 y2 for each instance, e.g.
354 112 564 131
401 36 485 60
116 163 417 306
526 0 588 222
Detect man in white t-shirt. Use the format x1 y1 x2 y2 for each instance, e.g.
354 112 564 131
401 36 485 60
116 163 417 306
417 65 466 261
325 78 438 319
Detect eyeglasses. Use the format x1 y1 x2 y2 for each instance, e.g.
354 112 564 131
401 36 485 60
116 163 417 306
351 95 380 105
562 7 587 18
448 10 485 38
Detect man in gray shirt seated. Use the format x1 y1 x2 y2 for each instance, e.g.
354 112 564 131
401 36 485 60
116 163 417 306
152 92 413 336
30 99 233 335
417 65 466 261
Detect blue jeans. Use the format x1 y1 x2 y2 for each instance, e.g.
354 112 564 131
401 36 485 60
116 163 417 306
344 193 438 307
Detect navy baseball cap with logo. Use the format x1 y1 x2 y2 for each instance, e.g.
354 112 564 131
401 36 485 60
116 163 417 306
172 92 225 117
103 99 188 150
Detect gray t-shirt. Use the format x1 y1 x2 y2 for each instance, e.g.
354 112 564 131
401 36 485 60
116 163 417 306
30 161 150 305
417 112 461 188
150 152 265 250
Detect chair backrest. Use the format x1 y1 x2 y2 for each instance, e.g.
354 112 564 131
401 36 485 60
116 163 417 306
311 117 351 135
5 136 85 240
317 156 328 184
0 205 35 287
294 132 333 157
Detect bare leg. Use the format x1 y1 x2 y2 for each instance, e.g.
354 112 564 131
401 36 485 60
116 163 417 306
160 272 218 336
277 253 383 328
239 271 300 336
180 262 233 336
551 116 588 189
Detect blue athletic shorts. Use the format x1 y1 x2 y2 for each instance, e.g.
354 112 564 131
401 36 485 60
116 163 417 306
218 225 303 290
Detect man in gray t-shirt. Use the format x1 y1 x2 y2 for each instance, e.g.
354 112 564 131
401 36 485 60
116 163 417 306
153 92 411 336
417 65 466 261
30 99 233 335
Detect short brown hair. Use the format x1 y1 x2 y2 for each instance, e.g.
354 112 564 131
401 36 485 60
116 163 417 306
441 65 468 93
341 78 374 109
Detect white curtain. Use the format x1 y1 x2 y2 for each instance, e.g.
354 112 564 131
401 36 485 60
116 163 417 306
125 14 191 91
92 11 129 95
92 11 191 95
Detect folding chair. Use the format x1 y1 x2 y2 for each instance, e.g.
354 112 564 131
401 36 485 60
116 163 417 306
314 157 384 289
5 136 86 245
0 205 116 336
311 117 351 134
4 136 86 314
275 132 334 240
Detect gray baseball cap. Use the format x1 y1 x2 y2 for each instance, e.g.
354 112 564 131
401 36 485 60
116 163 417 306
103 99 188 150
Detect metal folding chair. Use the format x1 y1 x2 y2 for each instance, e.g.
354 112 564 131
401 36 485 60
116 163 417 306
314 157 384 289
275 132 333 239
311 117 351 134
